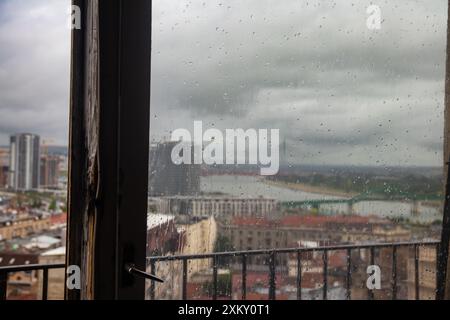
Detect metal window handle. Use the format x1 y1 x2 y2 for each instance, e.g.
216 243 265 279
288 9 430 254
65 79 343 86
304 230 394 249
125 264 164 283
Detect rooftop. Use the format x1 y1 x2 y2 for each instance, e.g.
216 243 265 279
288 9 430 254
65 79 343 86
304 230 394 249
230 215 388 228
23 235 61 250
0 252 38 267
149 195 275 201
41 246 66 257
147 213 175 230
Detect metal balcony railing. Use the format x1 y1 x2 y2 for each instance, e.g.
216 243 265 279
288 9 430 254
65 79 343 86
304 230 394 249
147 241 441 300
0 263 65 301
0 241 441 300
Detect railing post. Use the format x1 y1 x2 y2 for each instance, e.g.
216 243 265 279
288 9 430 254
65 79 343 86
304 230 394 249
368 247 375 300
42 269 49 301
414 245 420 300
346 248 352 300
269 251 276 300
297 251 302 300
392 246 397 300
182 259 188 300
436 243 442 300
212 256 218 300
0 271 7 301
241 255 247 300
323 250 328 300
150 261 156 300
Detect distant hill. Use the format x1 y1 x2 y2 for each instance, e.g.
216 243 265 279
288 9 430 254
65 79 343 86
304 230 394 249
0 145 68 156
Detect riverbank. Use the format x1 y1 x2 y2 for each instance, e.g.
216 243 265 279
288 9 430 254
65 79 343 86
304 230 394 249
263 179 357 198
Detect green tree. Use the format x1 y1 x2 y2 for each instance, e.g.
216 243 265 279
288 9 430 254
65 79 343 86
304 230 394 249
214 236 234 267
202 273 232 297
49 198 57 211
214 235 234 253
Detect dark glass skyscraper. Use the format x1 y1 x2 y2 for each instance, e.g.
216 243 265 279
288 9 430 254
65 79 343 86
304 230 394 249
149 141 200 196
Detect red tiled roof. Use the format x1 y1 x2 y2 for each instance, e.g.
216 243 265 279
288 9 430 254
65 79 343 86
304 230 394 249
231 217 278 228
280 215 372 227
186 283 203 299
232 272 269 288
245 293 269 300
231 272 296 290
328 251 347 268
300 273 325 289
231 215 376 228
50 213 67 225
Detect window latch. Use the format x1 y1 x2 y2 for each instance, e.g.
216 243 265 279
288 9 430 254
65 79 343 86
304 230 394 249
125 264 164 283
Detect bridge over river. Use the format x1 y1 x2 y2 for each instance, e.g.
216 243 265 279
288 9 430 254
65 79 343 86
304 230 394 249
281 192 443 215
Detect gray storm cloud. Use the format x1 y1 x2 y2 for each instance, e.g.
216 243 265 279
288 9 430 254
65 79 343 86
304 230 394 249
0 0 71 145
0 0 446 166
150 0 447 166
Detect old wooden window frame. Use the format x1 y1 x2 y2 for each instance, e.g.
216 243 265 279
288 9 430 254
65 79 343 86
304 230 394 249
66 0 152 300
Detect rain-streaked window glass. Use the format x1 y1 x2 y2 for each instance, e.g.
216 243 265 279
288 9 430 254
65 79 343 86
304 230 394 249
147 0 446 300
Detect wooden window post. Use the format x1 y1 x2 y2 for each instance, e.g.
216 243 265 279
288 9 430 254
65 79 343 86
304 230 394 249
66 0 152 300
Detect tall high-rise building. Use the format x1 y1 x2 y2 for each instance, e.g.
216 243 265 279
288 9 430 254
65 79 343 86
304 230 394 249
149 141 200 196
0 147 9 188
9 133 41 190
40 155 60 189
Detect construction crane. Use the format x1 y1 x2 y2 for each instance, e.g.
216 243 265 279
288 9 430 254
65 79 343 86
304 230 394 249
41 138 55 157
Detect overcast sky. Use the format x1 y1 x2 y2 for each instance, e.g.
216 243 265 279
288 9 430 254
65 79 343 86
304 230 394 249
0 0 447 166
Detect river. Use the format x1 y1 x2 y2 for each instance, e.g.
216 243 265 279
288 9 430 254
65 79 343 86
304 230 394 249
200 175 442 223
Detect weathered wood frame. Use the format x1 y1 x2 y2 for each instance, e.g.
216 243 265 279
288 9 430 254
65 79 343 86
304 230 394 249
66 0 152 300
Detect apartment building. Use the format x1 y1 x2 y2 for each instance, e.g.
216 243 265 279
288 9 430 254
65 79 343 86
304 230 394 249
221 215 411 254
155 196 279 218
0 214 51 241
